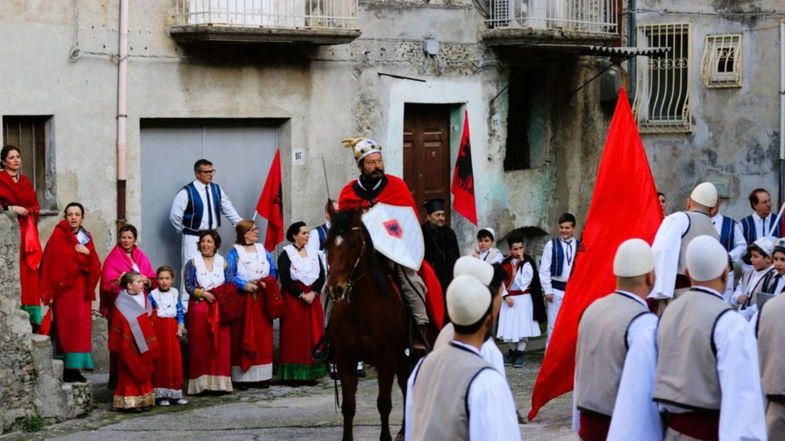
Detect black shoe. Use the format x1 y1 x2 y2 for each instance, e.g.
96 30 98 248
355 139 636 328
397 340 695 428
503 349 514 366
513 351 525 368
356 367 366 378
234 382 250 391
63 369 87 383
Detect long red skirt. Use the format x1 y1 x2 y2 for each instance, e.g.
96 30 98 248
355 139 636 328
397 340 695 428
230 294 273 382
187 299 232 394
277 291 326 380
114 356 155 409
52 276 93 370
152 315 184 398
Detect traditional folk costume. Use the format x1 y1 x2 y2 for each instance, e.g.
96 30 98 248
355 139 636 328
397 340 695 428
733 264 775 321
148 287 185 401
226 244 277 383
100 244 157 389
539 236 579 344
741 212 782 244
498 255 545 366
476 247 503 264
570 239 662 441
277 244 326 380
109 290 158 410
421 220 460 295
0 170 43 324
169 181 241 271
711 213 745 301
184 253 233 394
755 291 785 439
39 220 101 370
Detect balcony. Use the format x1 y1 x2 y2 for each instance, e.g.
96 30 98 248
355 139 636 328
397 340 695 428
170 0 361 45
481 0 620 46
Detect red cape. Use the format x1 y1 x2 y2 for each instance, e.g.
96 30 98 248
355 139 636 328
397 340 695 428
338 174 419 215
339 174 443 328
0 172 42 307
39 220 102 305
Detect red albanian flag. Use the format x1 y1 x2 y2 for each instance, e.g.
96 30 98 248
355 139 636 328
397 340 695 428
256 149 284 251
528 88 663 420
451 110 478 225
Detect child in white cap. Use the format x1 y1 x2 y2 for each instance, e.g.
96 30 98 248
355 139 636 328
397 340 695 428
471 227 503 264
733 236 776 320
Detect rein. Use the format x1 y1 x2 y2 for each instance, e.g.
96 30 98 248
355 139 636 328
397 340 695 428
330 226 365 304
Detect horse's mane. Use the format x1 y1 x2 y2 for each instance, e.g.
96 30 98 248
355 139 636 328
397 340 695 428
330 209 395 295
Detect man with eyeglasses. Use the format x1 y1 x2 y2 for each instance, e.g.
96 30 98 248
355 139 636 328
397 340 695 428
170 158 242 267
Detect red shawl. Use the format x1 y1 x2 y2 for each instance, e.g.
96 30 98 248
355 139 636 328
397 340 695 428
100 245 156 319
240 275 279 371
0 171 42 272
39 220 102 305
338 174 419 214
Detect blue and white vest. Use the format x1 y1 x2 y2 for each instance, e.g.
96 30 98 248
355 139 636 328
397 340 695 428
315 223 329 251
182 182 223 235
718 215 737 252
741 214 782 244
550 237 580 278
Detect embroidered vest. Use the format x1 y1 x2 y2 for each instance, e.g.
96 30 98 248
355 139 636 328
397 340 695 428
741 214 782 244
718 216 737 252
550 238 579 278
757 294 785 399
182 182 223 234
316 224 329 251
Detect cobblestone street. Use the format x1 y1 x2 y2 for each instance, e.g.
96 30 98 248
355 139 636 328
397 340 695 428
1 349 576 441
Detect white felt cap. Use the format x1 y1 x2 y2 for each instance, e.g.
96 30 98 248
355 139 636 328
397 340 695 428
753 236 777 257
690 182 718 208
446 275 491 326
453 256 494 286
686 235 728 282
613 238 654 277
479 227 496 240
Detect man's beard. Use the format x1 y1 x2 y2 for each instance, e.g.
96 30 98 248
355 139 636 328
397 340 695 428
361 168 384 183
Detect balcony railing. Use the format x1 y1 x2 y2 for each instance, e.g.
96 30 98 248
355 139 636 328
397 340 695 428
170 0 360 44
485 0 618 38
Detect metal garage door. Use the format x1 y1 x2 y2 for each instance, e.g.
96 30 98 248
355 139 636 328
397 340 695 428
140 119 279 273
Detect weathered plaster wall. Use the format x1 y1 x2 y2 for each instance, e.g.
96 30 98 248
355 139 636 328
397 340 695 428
637 0 784 219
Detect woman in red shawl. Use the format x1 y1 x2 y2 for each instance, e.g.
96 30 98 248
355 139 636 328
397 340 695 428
100 223 156 389
0 145 43 328
39 202 102 382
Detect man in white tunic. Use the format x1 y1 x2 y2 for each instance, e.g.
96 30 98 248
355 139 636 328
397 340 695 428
710 198 746 301
405 274 520 441
650 182 719 314
573 239 661 441
539 212 579 345
653 235 766 440
169 159 242 268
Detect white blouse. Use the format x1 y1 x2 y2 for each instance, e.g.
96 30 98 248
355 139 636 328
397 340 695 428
193 253 225 290
283 245 320 286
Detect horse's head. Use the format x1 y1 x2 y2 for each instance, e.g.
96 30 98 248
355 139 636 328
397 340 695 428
325 208 369 301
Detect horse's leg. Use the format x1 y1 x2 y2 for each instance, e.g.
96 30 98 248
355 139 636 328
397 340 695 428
394 354 411 441
376 359 395 441
337 357 358 441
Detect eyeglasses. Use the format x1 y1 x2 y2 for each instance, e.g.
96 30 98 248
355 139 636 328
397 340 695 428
198 169 216 175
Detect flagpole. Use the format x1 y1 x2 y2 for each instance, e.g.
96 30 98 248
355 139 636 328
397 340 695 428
768 201 785 236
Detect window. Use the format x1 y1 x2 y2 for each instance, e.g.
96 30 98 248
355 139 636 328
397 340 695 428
634 23 692 133
2 116 56 211
504 66 532 171
701 34 742 88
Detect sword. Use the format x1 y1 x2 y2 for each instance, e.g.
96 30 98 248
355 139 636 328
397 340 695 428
768 201 785 236
321 154 332 200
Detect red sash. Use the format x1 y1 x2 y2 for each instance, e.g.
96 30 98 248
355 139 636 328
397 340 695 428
666 410 719 441
578 410 611 441
506 288 531 296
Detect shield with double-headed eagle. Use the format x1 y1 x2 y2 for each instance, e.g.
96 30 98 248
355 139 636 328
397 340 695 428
361 203 424 270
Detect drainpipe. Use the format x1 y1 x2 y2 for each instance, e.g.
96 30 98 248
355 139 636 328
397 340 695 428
116 0 128 229
779 21 785 206
628 0 637 101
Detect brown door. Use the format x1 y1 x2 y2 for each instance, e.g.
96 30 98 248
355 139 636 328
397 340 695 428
403 104 452 223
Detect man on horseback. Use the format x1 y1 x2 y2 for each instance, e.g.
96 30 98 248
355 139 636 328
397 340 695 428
338 137 431 350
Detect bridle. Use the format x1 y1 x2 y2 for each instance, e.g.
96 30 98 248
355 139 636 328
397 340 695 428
328 226 365 303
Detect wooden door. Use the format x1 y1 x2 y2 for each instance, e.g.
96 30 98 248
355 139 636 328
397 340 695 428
403 104 452 223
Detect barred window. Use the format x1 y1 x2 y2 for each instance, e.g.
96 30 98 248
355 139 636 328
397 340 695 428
634 23 692 133
701 34 742 88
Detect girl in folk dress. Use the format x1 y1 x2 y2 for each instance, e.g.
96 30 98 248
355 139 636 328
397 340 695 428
226 220 278 387
148 266 188 406
110 271 159 412
277 222 327 383
497 235 546 368
184 230 234 394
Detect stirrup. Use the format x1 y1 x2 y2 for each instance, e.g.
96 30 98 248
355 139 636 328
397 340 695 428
312 334 331 363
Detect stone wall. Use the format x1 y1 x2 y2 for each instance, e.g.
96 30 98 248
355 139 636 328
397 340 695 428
0 211 92 433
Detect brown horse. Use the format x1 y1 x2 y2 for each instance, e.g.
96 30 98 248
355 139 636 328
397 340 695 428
324 207 413 441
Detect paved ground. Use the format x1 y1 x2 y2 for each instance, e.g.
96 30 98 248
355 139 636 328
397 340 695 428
2 349 576 441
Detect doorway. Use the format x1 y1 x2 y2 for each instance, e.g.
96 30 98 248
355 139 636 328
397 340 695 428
403 104 452 223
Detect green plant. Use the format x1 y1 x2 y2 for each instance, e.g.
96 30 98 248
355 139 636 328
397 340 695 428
20 414 44 432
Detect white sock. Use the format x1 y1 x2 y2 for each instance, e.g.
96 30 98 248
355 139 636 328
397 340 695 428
516 341 527 352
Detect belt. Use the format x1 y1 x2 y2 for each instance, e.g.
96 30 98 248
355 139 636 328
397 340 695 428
551 280 568 291
664 410 719 441
506 288 530 297
675 274 690 289
578 409 611 441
